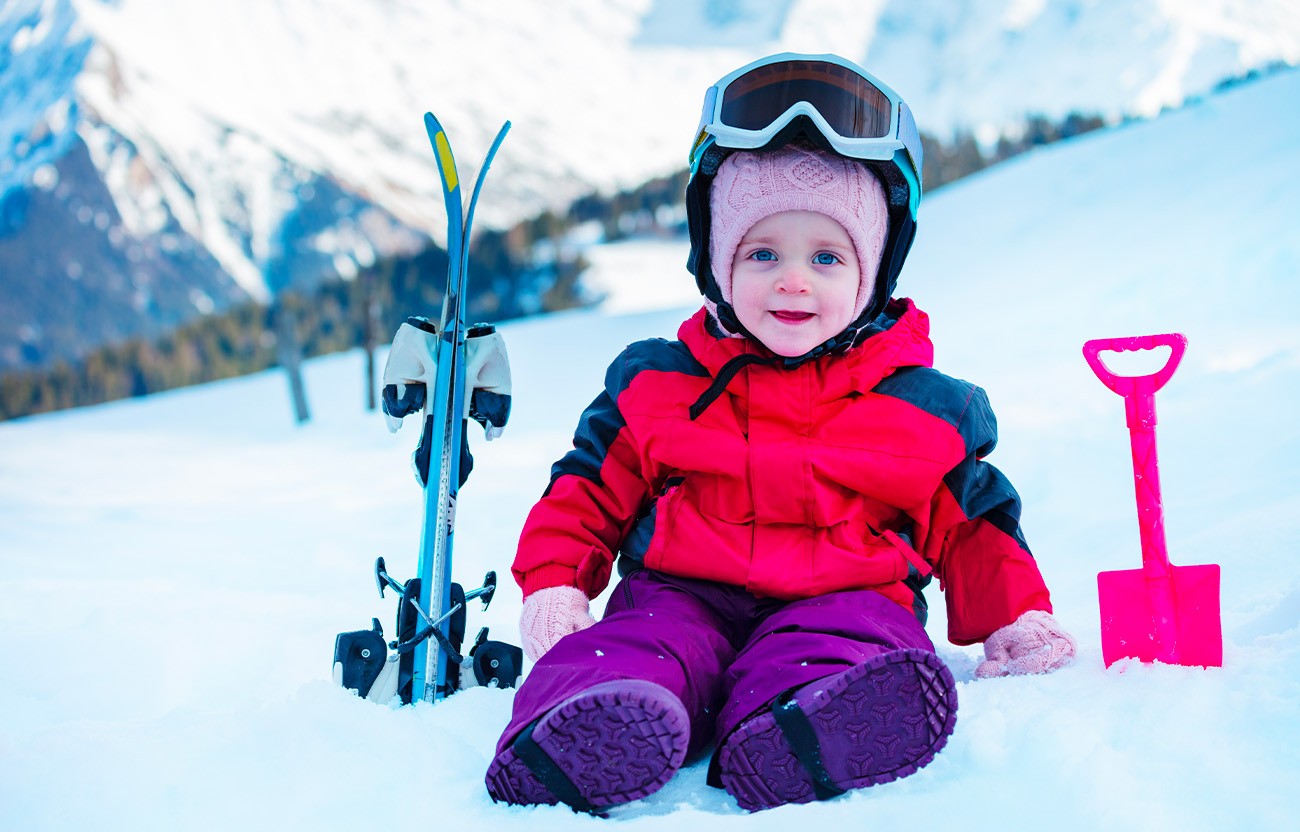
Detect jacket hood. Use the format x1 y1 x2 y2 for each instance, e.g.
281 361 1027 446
678 297 935 398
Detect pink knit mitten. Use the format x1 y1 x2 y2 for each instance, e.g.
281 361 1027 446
519 585 596 662
976 610 1077 678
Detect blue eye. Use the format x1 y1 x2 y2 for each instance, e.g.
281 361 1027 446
750 249 776 262
814 252 840 265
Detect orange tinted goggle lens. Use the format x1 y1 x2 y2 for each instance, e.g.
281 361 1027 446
719 60 893 139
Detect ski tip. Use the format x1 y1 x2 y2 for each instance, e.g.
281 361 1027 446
434 132 459 193
423 112 460 194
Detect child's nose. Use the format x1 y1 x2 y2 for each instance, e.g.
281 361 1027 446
775 267 811 293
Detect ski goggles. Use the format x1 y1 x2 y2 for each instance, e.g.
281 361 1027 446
690 53 923 190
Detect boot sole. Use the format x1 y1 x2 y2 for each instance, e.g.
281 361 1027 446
718 648 957 811
485 679 690 810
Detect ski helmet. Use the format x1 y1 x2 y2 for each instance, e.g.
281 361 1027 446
685 52 924 360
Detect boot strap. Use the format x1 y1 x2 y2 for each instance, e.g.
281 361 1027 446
771 690 847 801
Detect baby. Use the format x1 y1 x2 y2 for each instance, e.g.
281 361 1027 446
484 53 1075 813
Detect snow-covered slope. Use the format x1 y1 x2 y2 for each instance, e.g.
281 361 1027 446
1 60 1299 832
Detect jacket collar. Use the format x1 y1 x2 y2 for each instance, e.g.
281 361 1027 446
679 298 935 395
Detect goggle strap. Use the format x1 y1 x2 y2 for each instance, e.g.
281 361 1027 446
897 102 923 186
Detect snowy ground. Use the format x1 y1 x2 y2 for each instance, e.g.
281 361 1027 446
3 69 1300 830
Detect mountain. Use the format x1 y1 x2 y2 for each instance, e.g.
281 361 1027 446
2 65 1298 830
2 0 1299 370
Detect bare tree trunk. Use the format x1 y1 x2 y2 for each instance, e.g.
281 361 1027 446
273 298 311 424
363 269 379 411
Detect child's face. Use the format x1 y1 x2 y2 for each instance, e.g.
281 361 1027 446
730 210 863 357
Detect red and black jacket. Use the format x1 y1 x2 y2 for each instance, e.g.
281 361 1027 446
512 300 1052 645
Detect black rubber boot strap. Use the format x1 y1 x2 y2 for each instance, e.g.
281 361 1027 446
509 721 596 813
771 690 847 801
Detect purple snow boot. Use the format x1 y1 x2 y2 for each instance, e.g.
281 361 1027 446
485 679 691 812
717 648 958 811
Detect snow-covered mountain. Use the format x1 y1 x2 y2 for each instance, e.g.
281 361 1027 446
3 0 1299 369
2 65 1298 830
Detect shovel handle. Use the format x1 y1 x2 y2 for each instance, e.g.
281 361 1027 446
1082 333 1186 397
1083 334 1186 430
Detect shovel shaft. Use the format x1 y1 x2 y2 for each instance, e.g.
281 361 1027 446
1126 407 1171 576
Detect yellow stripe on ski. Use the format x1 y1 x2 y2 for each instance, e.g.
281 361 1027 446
434 132 458 192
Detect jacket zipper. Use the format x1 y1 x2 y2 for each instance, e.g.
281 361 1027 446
624 477 685 608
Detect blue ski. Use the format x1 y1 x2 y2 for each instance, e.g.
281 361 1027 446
414 113 511 703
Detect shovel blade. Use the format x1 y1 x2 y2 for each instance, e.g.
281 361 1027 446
1098 562 1222 668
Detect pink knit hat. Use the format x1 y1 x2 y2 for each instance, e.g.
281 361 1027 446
707 144 889 335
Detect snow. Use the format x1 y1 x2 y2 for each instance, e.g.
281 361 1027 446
3 67 1300 829
579 236 702 313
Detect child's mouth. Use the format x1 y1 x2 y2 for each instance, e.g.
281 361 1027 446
771 310 814 324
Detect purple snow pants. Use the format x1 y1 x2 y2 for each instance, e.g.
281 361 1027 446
495 569 937 758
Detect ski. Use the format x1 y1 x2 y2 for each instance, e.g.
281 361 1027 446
413 114 512 703
332 114 521 706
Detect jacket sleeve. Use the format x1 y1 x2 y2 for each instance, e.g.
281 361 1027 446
511 348 654 599
923 385 1053 645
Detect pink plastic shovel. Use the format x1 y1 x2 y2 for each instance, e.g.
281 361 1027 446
1083 333 1222 668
